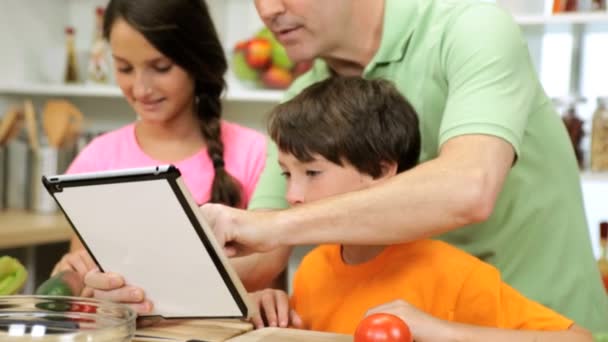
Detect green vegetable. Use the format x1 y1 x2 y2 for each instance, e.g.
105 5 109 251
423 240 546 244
35 278 73 296
0 256 28 295
35 270 83 297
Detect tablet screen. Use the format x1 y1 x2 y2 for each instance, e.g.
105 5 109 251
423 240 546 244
44 166 251 319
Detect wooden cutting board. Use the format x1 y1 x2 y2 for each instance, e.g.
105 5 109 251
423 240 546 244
133 319 254 342
226 327 352 342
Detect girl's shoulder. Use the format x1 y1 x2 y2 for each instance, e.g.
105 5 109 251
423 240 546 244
86 124 135 149
220 120 266 148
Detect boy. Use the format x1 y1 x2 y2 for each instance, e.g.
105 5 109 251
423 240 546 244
248 77 592 341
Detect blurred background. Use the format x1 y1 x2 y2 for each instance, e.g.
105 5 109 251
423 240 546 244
0 0 606 293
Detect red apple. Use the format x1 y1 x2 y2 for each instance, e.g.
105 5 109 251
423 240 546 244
234 40 249 52
246 38 272 69
261 66 293 89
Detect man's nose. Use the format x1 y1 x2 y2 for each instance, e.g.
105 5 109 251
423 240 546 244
255 0 285 22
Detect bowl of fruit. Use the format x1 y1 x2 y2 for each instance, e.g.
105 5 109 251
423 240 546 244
231 28 312 90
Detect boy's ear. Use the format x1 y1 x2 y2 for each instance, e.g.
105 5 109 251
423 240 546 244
377 161 398 180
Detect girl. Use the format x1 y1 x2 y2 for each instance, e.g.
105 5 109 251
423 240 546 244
52 0 289 304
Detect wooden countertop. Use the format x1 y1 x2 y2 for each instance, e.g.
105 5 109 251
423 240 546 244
133 319 351 342
0 210 72 249
228 327 352 341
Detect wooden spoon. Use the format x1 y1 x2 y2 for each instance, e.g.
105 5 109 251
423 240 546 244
23 100 40 151
0 106 24 146
42 100 84 148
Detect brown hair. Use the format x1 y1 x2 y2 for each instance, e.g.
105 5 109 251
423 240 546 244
268 77 420 177
104 0 242 206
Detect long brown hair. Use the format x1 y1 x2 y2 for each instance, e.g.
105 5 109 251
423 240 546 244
103 0 242 206
269 77 421 177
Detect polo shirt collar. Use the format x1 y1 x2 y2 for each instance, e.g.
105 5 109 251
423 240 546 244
366 0 420 71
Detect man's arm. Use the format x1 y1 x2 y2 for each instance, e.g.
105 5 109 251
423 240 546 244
201 4 532 255
201 134 514 255
276 134 514 245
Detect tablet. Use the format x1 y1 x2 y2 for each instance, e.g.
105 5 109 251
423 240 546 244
42 165 253 319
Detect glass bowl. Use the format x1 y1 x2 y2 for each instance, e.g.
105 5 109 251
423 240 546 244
0 295 136 341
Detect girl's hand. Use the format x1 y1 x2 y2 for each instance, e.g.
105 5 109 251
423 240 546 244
52 249 96 280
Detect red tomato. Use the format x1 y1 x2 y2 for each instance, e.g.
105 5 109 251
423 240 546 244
354 313 412 342
70 303 98 314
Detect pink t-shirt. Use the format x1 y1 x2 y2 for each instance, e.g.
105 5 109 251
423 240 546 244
67 121 267 207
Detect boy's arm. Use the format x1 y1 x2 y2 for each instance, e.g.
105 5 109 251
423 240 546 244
444 323 592 342
230 245 292 291
363 300 592 342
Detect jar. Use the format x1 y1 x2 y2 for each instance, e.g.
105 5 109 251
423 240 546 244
591 97 608 172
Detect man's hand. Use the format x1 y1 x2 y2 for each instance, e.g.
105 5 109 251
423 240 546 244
248 288 303 329
200 203 279 257
84 269 153 314
364 299 449 342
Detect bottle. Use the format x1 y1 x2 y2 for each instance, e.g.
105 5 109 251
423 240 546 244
553 0 564 13
64 27 79 83
591 97 608 172
592 0 606 10
598 222 608 293
558 97 585 169
87 6 111 84
565 0 579 11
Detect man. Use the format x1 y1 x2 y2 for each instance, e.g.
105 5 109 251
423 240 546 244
204 0 608 332
84 0 607 331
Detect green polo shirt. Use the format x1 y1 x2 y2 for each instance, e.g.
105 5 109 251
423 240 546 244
248 138 288 210
250 0 608 331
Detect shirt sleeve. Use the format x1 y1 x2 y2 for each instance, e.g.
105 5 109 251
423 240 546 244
453 261 573 330
439 4 539 157
247 138 289 210
240 135 269 206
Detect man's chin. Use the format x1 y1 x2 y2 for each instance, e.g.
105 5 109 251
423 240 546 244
286 47 317 64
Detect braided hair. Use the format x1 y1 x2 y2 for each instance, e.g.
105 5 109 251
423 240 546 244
104 0 243 206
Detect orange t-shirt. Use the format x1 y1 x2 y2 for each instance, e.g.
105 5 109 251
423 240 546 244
290 240 573 335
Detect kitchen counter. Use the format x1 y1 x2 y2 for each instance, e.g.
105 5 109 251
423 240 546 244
228 327 352 341
0 210 71 249
133 319 351 342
